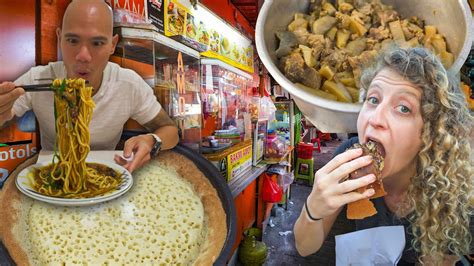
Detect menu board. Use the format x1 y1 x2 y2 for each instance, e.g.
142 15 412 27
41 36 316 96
147 0 165 34
163 0 254 74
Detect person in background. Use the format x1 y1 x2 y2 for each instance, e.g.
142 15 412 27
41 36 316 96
0 0 179 173
294 47 473 265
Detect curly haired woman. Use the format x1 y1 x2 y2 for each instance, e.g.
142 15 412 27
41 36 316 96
294 47 473 265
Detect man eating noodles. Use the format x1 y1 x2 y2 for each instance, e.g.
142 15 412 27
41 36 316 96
0 0 178 173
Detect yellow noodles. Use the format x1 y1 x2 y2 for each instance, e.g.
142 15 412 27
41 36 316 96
29 79 122 198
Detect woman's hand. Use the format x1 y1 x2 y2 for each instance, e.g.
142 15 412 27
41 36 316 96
306 148 377 219
114 134 154 173
0 82 24 126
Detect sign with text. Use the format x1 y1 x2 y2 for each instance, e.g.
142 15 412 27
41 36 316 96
112 0 254 73
164 0 254 73
147 0 165 34
0 119 37 188
112 0 147 24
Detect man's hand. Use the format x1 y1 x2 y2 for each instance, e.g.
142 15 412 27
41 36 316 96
115 109 178 173
0 82 24 126
114 134 154 173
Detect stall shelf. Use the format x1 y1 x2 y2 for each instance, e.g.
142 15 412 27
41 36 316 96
272 100 295 147
229 165 268 198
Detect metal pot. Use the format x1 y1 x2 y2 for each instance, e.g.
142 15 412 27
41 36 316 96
256 0 474 133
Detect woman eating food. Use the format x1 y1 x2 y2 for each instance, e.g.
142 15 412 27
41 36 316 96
294 47 473 265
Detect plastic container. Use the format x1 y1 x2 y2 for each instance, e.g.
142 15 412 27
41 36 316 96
267 129 276 138
249 97 260 121
265 135 285 158
297 142 314 160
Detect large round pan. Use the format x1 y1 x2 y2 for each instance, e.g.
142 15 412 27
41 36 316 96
172 144 237 264
0 144 236 265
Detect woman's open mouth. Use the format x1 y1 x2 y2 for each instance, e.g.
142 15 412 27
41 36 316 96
366 138 386 158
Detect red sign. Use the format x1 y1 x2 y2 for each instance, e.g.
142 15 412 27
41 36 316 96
0 122 37 187
112 0 147 23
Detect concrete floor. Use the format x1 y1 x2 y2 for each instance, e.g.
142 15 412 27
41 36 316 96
262 139 356 266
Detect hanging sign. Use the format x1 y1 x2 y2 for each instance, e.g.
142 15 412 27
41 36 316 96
164 0 254 73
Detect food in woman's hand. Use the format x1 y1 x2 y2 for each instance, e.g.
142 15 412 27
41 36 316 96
347 140 385 219
276 0 453 103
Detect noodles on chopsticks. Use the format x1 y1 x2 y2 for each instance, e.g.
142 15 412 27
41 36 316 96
28 79 123 199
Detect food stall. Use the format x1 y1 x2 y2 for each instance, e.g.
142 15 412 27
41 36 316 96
178 3 266 258
112 0 266 262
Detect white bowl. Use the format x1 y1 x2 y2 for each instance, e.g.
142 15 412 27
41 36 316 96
256 0 474 133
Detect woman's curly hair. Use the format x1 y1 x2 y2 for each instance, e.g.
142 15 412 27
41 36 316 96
360 47 473 264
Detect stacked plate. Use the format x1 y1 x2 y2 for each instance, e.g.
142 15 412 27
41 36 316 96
15 160 133 207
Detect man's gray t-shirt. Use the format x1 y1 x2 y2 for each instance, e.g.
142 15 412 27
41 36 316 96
13 61 161 150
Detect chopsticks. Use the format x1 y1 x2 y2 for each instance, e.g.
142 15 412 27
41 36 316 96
18 84 56 92
15 80 90 92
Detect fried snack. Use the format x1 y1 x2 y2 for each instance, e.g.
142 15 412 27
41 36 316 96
346 140 385 219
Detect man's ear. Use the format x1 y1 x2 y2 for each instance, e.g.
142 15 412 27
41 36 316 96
110 34 119 54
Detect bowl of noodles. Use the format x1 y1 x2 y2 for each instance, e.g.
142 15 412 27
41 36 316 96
15 158 133 206
14 78 133 206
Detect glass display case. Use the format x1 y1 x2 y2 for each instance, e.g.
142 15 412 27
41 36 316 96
271 101 295 147
112 25 202 151
252 119 267 166
200 58 253 152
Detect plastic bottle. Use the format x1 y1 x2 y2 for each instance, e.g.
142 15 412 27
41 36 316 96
283 111 289 123
285 136 290 147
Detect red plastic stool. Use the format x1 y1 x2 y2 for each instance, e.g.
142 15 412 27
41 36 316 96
310 137 321 153
317 131 331 141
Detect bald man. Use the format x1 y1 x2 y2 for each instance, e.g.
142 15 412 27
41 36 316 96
0 0 179 172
